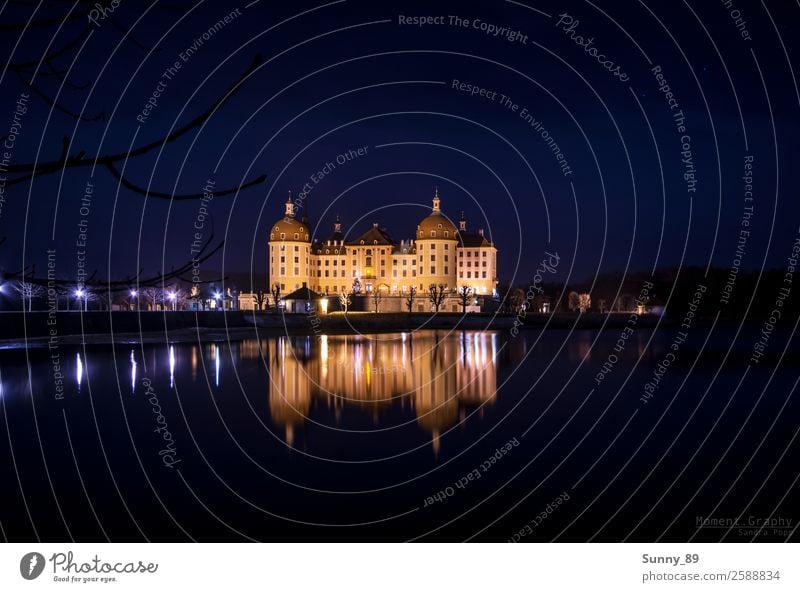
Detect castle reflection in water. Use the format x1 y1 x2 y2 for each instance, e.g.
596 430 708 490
263 331 499 451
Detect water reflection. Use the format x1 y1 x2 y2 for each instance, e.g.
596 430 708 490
76 353 83 392
130 350 136 392
214 345 220 388
265 331 499 449
169 346 175 388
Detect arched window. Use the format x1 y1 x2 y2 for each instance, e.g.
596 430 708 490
431 231 436 238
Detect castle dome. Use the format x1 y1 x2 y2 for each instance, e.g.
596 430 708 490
270 195 311 242
416 190 458 239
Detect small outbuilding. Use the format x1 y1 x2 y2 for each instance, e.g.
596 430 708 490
282 286 326 314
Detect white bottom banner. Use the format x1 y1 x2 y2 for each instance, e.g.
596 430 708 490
0 543 796 591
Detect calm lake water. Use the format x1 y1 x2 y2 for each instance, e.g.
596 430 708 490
0 327 797 541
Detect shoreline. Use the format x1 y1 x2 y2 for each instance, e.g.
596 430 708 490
0 310 675 347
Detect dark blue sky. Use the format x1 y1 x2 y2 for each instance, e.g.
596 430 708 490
1 0 798 289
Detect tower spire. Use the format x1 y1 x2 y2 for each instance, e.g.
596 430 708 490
285 191 295 218
432 187 441 212
459 210 467 231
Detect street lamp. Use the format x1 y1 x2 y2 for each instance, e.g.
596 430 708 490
129 289 138 311
214 290 222 310
167 291 177 311
75 288 87 311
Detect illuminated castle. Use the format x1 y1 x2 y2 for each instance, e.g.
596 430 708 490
267 190 498 301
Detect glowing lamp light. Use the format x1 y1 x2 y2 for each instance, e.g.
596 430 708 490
75 289 85 298
214 291 222 300
320 298 328 314
168 291 177 301
130 289 137 298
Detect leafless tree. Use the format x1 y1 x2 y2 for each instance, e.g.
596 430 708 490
568 291 580 312
371 285 388 313
428 284 447 313
253 290 268 311
0 7 267 296
12 280 45 311
578 293 591 313
142 287 164 311
338 291 351 313
508 288 525 313
457 285 473 313
271 283 282 309
405 286 417 312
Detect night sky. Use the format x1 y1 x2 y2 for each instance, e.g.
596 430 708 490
1 0 799 291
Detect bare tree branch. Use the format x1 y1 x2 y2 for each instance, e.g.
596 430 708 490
104 161 267 200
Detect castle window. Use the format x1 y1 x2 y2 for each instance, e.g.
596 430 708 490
431 255 436 262
430 266 435 274
467 272 472 278
280 267 285 275
305 234 309 240
294 256 299 263
444 267 448 274
482 271 487 278
437 223 442 229
366 249 372 255
444 231 449 238
294 233 299 240
360 240 365 245
366 257 372 266
280 233 285 240
373 240 378 245
325 249 330 254
431 231 436 238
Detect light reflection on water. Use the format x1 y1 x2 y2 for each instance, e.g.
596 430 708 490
265 332 499 451
118 331 501 452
